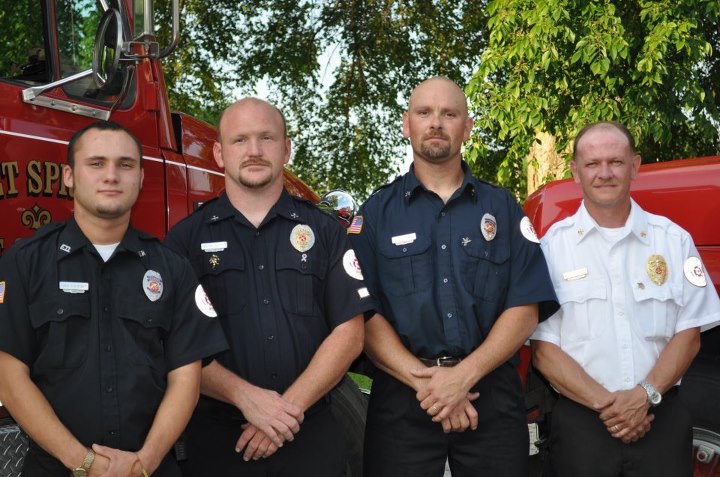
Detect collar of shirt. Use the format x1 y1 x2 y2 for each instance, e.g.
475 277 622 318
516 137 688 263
56 217 154 263
575 199 651 246
210 190 306 228
403 160 477 203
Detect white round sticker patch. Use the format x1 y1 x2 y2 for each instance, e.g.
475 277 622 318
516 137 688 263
683 256 707 287
195 284 218 317
520 216 540 243
343 249 364 280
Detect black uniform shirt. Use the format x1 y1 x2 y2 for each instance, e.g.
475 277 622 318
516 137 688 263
165 190 374 393
350 161 559 359
0 218 228 450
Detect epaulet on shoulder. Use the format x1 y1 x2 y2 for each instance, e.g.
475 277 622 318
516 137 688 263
15 222 64 249
171 195 221 228
366 176 401 199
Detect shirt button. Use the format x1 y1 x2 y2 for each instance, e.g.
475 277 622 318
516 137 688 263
441 212 446 217
447 313 453 319
263 299 270 305
103 306 109 312
402 247 407 253
441 244 447 250
56 308 64 315
271 373 277 379
267 335 275 341
255 231 261 237
258 264 265 270
105 345 111 352
443 278 448 283
106 386 113 393
109 430 116 436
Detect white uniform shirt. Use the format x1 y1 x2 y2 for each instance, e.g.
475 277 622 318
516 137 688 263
531 200 720 392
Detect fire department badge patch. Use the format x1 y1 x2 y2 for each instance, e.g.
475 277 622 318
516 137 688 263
0 281 5 304
343 249 364 280
143 270 163 302
290 224 315 253
520 217 540 243
195 284 217 317
683 256 707 287
481 213 497 242
646 255 668 286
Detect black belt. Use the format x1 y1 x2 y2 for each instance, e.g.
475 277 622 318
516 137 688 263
418 356 463 367
195 394 331 422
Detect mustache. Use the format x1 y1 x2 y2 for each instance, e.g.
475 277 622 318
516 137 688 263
422 131 449 141
241 159 272 168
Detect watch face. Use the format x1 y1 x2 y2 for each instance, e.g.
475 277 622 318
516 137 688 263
651 392 662 405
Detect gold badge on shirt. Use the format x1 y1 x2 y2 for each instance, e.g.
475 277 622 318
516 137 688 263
646 255 668 286
290 224 315 253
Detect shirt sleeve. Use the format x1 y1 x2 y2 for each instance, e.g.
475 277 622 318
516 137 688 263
674 232 720 333
348 206 384 320
0 247 36 367
503 194 559 321
163 253 228 371
321 218 376 329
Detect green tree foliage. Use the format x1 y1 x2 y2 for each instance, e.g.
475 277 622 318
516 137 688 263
466 0 720 197
155 1 487 199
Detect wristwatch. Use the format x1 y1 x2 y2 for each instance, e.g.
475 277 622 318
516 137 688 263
71 449 95 477
638 380 662 407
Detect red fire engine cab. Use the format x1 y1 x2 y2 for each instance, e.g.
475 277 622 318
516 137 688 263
523 156 720 477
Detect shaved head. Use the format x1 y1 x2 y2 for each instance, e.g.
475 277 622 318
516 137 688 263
408 76 468 117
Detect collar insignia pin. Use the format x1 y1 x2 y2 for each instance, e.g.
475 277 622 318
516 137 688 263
60 244 71 253
462 237 472 247
209 254 220 270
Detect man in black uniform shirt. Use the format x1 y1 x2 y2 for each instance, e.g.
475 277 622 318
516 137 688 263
0 121 227 477
349 77 559 476
165 97 371 476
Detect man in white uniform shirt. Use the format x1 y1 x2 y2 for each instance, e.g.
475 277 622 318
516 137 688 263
531 121 720 477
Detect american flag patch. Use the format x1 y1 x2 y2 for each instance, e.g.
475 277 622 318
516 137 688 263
347 216 364 234
0 281 5 304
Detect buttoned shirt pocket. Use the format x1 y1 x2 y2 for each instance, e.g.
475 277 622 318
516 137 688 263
117 301 171 371
554 278 606 342
276 252 328 316
192 253 246 315
631 281 683 340
377 235 432 296
28 293 91 369
461 241 511 301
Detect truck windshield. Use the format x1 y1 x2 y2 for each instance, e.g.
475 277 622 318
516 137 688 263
0 2 48 83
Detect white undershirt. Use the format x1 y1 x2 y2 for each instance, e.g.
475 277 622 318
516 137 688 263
93 242 120 262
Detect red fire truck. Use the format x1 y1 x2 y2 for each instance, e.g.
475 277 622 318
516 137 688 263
523 156 720 477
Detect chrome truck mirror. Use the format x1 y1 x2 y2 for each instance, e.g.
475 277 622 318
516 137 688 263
318 190 358 229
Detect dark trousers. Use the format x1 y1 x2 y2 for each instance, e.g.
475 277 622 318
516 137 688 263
22 440 181 477
179 404 344 477
546 391 692 477
364 363 528 477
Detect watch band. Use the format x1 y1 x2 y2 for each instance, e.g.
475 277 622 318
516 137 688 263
638 380 662 406
81 449 95 470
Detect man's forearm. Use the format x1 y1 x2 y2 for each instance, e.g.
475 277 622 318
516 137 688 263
531 340 612 409
283 315 364 411
645 327 701 394
136 361 201 473
364 313 427 390
456 304 539 390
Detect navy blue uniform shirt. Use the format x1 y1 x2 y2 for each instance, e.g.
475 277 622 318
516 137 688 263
165 190 375 394
0 218 228 451
350 161 559 359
